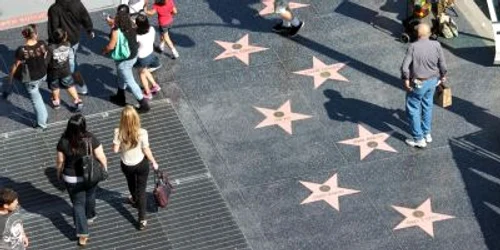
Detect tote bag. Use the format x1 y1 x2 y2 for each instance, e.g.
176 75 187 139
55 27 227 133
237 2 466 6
111 29 131 61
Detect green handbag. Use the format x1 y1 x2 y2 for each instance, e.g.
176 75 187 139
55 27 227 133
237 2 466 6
111 29 131 61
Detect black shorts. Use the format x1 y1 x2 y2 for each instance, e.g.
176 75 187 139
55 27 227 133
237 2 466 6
158 24 173 35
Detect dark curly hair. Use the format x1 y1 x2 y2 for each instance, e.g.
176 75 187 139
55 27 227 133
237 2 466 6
114 4 134 33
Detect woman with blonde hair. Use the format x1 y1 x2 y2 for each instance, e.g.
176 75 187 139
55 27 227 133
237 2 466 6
113 105 158 230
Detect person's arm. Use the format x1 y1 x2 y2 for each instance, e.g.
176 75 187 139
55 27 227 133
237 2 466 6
9 60 21 84
437 45 448 81
56 151 65 180
77 1 94 38
21 224 28 248
93 145 108 170
112 128 121 153
47 7 59 43
172 7 178 15
145 7 157 16
102 29 118 55
142 147 158 170
140 130 158 170
401 45 414 91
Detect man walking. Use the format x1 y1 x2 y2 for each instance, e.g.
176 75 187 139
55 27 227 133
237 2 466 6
271 0 304 37
48 0 94 95
401 23 447 148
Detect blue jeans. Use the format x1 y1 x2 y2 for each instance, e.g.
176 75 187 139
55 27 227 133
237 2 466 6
65 182 97 237
69 43 79 73
406 77 438 140
23 76 48 128
116 56 143 100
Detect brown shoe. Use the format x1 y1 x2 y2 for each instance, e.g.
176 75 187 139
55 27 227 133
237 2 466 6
78 237 88 246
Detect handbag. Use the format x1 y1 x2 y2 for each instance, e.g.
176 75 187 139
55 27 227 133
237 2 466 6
81 138 108 186
110 29 131 61
153 169 174 208
434 83 452 108
20 48 31 83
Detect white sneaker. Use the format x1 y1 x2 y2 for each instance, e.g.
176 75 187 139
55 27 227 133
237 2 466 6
75 83 88 95
172 49 179 59
424 134 433 143
405 138 427 148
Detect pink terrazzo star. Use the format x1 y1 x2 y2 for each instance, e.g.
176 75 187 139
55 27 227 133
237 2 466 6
392 198 455 237
254 100 312 135
259 0 310 16
300 173 360 211
293 57 349 89
338 124 397 160
214 34 269 65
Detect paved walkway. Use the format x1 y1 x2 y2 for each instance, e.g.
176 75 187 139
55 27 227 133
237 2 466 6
1 0 499 250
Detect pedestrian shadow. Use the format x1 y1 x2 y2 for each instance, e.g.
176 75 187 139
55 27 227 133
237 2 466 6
323 89 407 142
335 1 403 40
0 94 36 128
0 174 75 241
77 63 116 99
205 0 276 33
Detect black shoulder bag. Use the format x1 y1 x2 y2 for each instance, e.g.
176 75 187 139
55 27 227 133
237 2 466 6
81 138 108 187
20 48 31 83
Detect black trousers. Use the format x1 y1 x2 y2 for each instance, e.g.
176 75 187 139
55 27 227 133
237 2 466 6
121 157 149 221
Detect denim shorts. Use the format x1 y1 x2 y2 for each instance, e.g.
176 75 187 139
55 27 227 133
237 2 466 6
134 53 160 69
49 75 74 89
158 24 172 35
274 0 289 14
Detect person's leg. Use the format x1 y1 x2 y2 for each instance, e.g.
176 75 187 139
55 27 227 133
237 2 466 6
405 82 426 142
119 57 144 101
121 57 150 112
421 78 439 136
163 31 179 58
24 77 48 128
139 68 152 99
135 158 150 226
69 43 87 95
121 161 138 203
158 27 166 51
65 182 89 238
62 75 83 112
110 61 128 106
50 78 61 109
85 184 97 221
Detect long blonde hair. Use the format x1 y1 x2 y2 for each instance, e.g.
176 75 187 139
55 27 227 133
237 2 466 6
118 106 141 150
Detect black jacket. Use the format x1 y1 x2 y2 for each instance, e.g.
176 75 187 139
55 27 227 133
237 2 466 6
47 0 93 45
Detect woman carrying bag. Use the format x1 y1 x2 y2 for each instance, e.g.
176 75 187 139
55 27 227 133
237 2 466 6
113 105 158 230
8 24 49 129
56 114 108 246
102 4 150 113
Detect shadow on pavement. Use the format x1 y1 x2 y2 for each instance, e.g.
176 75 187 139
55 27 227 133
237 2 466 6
447 96 500 249
323 89 408 142
0 175 75 240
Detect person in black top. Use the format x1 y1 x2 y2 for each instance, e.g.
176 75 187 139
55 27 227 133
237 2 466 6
48 28 83 112
8 24 49 130
48 0 95 95
102 4 150 113
56 114 107 246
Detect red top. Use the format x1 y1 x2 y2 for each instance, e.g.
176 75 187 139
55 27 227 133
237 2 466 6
153 0 176 26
